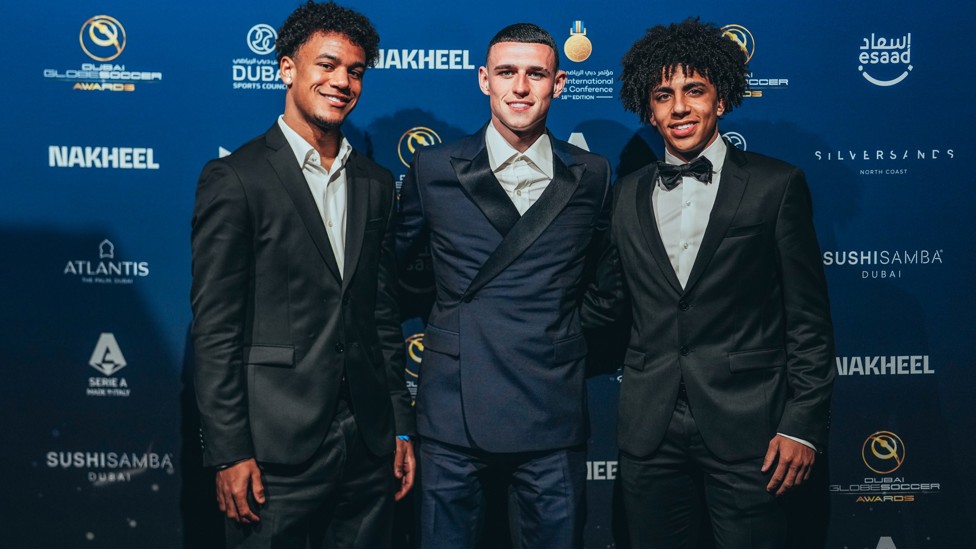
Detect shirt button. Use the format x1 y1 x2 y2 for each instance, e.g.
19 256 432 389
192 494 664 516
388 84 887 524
516 190 522 196
682 243 689 250
328 221 334 227
685 201 691 207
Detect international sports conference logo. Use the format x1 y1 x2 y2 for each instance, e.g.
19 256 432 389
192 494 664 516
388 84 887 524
564 21 592 63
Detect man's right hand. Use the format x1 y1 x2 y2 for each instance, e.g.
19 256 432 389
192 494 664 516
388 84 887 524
215 458 265 523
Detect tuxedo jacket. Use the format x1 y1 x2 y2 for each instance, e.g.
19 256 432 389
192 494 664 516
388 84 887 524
396 129 611 453
585 144 835 462
191 123 414 467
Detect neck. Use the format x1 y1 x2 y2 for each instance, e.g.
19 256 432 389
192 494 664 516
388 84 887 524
282 108 343 166
491 118 544 153
667 130 720 164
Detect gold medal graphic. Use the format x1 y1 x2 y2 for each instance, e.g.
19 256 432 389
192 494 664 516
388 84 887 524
564 21 592 63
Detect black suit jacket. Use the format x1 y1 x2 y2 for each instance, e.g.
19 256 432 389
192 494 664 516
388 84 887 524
396 129 611 452
191 123 413 467
584 144 835 462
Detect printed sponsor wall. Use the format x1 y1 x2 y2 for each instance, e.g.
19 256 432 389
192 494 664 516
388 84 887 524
3 1 973 547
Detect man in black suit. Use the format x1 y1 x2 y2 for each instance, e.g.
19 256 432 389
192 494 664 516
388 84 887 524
397 23 611 549
191 2 414 547
583 18 835 548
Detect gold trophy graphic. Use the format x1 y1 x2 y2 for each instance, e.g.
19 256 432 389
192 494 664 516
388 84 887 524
564 20 592 63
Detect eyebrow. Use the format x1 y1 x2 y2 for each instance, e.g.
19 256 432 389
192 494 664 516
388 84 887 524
652 80 707 93
493 63 550 75
315 53 366 69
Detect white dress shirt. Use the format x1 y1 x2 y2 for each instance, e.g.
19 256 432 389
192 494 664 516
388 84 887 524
278 115 352 276
485 123 554 215
653 135 815 451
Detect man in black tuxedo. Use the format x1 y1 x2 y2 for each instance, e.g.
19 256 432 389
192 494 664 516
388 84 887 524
191 2 414 547
397 23 611 549
583 19 835 548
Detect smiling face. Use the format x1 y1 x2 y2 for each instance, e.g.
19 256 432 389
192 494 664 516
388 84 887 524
280 31 365 138
479 41 566 151
648 67 725 162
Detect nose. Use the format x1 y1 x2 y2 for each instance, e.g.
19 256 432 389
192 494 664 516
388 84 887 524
512 73 530 96
330 68 350 90
672 92 690 116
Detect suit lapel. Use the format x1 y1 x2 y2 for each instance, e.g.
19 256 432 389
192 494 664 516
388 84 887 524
450 133 521 237
634 167 683 294
265 125 342 283
683 146 749 294
464 138 583 300
341 153 369 289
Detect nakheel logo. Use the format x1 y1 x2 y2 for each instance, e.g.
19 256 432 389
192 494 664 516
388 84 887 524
232 23 285 92
587 460 617 481
87 333 131 398
373 48 475 70
722 131 747 151
80 16 126 62
398 127 442 168
64 239 150 285
829 430 941 503
835 355 933 376
48 145 159 169
43 15 163 92
721 24 789 98
564 21 592 62
858 32 912 86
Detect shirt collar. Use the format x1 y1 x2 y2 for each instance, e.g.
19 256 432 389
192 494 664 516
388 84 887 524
663 132 727 175
484 122 554 180
277 115 352 173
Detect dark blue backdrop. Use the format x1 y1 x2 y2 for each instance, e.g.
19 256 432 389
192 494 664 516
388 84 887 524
4 1 974 547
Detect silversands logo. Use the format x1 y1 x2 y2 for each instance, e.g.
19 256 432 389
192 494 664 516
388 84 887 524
858 33 912 86
233 23 285 91
64 239 150 285
87 333 131 398
814 145 953 176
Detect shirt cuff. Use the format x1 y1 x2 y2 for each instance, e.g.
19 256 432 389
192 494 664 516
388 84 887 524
777 433 816 451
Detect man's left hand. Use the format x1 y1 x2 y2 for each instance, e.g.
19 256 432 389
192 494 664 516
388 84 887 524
762 434 815 496
393 438 415 501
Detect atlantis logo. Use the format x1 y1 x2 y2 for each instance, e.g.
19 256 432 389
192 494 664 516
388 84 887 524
232 23 285 91
564 21 592 63
43 15 163 92
858 32 912 86
64 239 150 285
721 24 789 98
398 127 442 167
374 48 475 70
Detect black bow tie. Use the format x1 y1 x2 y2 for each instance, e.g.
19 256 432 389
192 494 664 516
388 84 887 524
656 156 713 191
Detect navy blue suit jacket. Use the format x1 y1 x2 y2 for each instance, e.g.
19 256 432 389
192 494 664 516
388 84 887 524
397 129 611 452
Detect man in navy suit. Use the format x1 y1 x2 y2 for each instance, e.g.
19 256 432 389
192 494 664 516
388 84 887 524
583 18 835 548
396 23 611 549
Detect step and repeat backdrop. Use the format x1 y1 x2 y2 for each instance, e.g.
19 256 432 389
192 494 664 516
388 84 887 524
3 1 974 547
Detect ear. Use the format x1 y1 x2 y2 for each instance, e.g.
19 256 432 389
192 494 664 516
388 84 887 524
552 70 567 98
478 66 490 96
717 98 726 117
280 56 294 86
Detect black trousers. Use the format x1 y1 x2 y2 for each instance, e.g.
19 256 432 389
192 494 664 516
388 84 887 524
619 394 786 549
226 400 395 549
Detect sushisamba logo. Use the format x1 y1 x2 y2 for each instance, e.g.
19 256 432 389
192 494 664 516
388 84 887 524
43 15 163 92
822 248 943 280
46 447 174 484
232 23 285 91
829 430 941 503
721 24 789 98
858 32 913 86
63 239 150 285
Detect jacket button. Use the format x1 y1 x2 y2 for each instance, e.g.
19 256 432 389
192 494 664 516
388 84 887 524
678 300 689 311
679 346 689 356
342 293 350 305
335 342 345 354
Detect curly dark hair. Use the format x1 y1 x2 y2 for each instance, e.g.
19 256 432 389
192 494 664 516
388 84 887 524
275 1 380 67
487 23 560 71
620 18 748 124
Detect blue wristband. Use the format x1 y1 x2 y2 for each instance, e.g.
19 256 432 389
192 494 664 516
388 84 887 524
397 435 411 441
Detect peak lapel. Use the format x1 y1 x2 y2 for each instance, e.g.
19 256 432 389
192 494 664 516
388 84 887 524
682 147 748 294
634 167 683 294
450 140 521 237
464 143 583 299
265 126 342 283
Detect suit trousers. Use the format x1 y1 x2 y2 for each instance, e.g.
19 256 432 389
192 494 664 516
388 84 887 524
226 399 395 549
619 392 786 549
419 438 587 549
